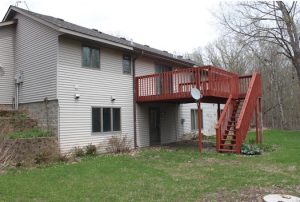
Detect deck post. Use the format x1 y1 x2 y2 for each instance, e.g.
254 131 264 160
217 103 221 120
197 101 202 152
259 97 263 144
255 97 263 144
255 98 259 144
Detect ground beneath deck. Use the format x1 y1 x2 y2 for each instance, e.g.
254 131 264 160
164 139 216 151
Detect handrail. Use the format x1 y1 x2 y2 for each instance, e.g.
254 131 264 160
236 72 262 152
215 94 233 151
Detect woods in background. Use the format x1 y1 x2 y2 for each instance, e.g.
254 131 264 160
186 1 300 130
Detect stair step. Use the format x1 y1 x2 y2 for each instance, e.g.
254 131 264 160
220 144 236 147
218 149 236 152
221 137 236 140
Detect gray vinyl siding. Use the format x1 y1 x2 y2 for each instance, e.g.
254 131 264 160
136 103 179 147
57 37 134 152
135 57 179 147
135 57 154 147
0 25 15 104
14 13 59 103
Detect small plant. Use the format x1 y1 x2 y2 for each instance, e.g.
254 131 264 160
86 144 97 156
73 147 85 157
241 144 261 155
34 151 51 164
258 143 276 152
107 135 130 154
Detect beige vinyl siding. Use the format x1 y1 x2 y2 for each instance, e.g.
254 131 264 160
57 37 134 152
0 25 15 104
178 103 220 137
14 13 59 103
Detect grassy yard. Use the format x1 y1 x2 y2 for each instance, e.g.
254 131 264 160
0 130 299 201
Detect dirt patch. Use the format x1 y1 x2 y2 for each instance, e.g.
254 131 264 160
165 140 216 151
202 185 300 201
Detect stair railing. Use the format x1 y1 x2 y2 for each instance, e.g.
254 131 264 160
215 94 234 151
235 72 262 153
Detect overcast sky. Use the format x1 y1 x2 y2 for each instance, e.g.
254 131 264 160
0 0 222 54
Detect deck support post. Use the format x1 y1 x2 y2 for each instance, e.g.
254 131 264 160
255 97 262 144
217 103 221 120
197 101 202 152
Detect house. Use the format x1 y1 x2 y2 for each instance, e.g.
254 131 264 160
0 6 225 153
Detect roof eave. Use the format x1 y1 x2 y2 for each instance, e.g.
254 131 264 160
59 28 133 51
0 20 17 27
134 48 195 67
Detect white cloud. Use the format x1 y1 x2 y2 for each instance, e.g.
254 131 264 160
0 0 221 53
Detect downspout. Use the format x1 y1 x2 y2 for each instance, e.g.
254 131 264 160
132 50 143 149
15 83 19 110
133 56 137 149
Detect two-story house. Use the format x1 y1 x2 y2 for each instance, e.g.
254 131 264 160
0 6 222 153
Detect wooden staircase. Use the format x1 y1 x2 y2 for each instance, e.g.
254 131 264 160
219 99 243 152
216 72 262 153
135 65 262 154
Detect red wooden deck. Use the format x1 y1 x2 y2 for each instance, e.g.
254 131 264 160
135 66 251 103
135 65 262 154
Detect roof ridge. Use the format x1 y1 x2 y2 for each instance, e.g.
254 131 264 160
6 6 195 66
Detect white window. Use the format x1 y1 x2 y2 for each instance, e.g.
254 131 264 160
123 54 131 74
82 46 100 68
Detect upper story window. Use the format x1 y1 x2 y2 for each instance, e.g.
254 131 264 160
123 54 131 74
82 46 100 68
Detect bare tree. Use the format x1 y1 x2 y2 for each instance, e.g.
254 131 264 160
220 1 300 87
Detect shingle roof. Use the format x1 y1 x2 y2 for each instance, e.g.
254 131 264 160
5 6 195 66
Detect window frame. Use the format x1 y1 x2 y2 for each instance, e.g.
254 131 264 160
81 45 100 69
191 109 203 131
122 54 132 75
91 107 122 134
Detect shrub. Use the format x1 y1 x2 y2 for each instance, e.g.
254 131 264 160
106 135 130 154
241 144 261 155
34 151 52 164
86 144 97 156
73 147 85 157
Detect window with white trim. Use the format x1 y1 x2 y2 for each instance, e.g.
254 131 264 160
92 107 121 133
82 46 100 68
123 54 131 74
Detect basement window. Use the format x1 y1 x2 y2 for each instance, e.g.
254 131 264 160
92 107 121 133
191 109 203 130
82 46 100 68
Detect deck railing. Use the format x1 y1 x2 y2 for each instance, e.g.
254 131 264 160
239 75 252 98
135 66 240 102
235 72 262 152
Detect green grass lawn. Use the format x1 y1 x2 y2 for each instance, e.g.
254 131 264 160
0 130 299 201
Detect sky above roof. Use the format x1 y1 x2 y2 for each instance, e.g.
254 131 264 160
0 0 222 54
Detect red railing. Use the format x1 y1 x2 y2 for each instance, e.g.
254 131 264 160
235 72 262 153
215 94 234 151
136 66 240 102
239 75 252 98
